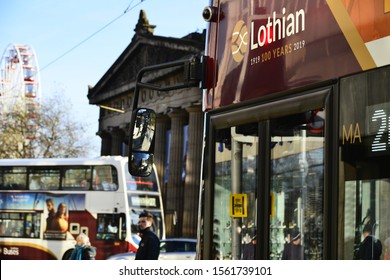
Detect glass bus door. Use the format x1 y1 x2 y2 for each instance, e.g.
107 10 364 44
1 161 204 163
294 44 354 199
210 108 326 260
269 110 325 260
212 125 259 260
206 87 331 260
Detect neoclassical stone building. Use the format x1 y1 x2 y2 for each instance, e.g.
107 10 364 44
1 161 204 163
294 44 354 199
87 10 205 238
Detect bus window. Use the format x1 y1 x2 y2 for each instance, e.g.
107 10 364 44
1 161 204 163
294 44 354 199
0 167 27 190
29 175 43 190
92 165 118 191
0 212 41 238
125 163 158 192
212 125 258 260
96 213 125 241
29 167 60 190
63 166 91 190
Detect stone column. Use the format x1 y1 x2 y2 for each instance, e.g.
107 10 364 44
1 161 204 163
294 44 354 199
183 105 203 238
98 130 111 156
110 127 125 156
155 114 170 207
166 109 188 237
120 123 130 156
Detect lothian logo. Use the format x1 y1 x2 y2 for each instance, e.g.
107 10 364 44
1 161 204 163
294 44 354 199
231 20 248 63
231 8 305 63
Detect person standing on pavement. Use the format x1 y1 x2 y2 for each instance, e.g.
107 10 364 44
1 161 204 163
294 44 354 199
135 211 160 260
69 233 96 260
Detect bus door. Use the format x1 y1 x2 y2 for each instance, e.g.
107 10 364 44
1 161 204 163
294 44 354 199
268 109 325 260
208 88 330 260
212 125 259 260
339 65 390 260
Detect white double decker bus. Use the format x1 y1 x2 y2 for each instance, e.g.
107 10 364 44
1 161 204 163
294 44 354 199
0 156 165 259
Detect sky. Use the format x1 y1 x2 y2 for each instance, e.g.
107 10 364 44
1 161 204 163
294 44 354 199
0 0 209 157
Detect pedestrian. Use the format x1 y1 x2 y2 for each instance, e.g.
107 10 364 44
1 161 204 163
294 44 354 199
135 211 160 260
355 224 382 260
69 233 96 260
242 235 256 260
282 229 303 260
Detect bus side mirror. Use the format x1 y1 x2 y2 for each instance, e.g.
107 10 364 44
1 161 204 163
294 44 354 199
128 108 156 176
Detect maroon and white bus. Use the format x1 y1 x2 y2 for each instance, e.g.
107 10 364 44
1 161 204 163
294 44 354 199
0 156 165 259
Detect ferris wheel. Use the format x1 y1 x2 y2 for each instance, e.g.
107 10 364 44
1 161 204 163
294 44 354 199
0 43 41 139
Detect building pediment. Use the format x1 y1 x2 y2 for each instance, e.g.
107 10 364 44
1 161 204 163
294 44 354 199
88 10 204 105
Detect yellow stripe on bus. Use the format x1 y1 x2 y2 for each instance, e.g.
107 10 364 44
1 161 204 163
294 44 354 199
0 241 58 259
386 0 390 13
326 0 376 70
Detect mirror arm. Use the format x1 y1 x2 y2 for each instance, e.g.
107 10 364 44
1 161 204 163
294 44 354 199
131 55 202 112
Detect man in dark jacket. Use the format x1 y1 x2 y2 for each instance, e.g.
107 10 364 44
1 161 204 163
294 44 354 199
135 211 160 260
356 224 382 260
282 230 303 260
242 235 256 260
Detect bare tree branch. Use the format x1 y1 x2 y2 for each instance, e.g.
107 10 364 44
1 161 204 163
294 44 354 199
0 94 91 159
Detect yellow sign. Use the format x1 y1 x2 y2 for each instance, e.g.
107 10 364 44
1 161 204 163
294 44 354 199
386 0 390 13
230 194 248 218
